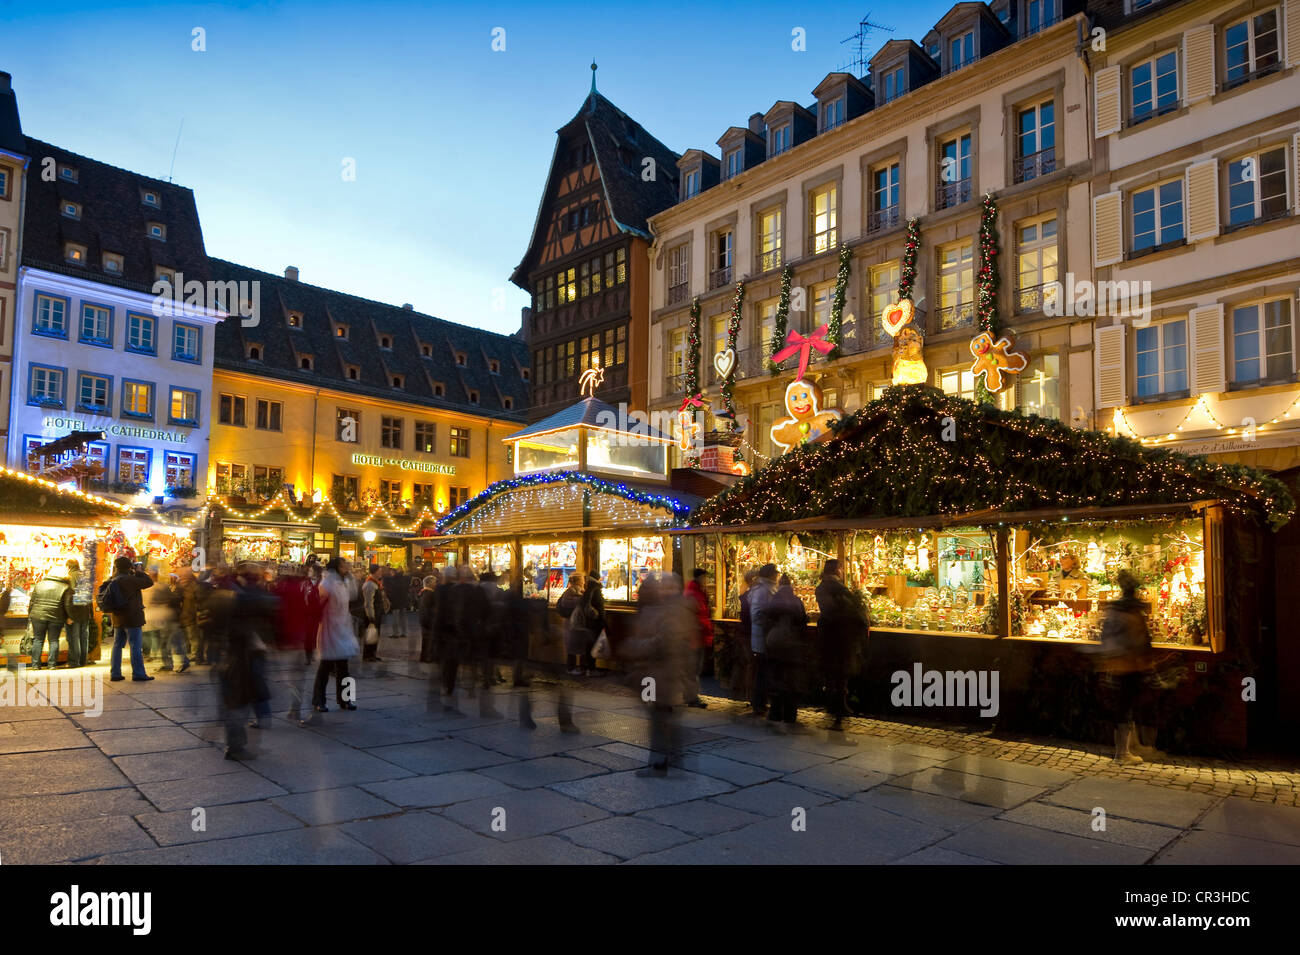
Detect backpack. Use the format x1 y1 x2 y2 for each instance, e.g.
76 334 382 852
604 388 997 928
378 586 391 615
96 578 126 614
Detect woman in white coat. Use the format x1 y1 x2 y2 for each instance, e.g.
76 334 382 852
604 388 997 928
312 557 360 713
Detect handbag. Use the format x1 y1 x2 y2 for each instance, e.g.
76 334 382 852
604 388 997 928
591 630 612 661
363 623 379 646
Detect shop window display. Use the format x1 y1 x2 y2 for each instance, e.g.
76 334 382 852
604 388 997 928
469 543 512 589
522 540 578 604
722 532 838 617
597 535 666 602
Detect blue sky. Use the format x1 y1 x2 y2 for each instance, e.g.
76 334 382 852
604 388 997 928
1 0 956 336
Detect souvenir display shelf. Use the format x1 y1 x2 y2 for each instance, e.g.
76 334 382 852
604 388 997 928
522 540 579 605
597 535 667 602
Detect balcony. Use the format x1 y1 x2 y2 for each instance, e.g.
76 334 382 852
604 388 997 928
1013 147 1056 184
936 178 972 211
666 371 690 395
755 248 783 274
1223 61 1282 92
1016 283 1058 314
937 302 974 330
667 282 689 306
1020 12 1061 37
867 206 900 235
807 231 838 257
709 266 733 290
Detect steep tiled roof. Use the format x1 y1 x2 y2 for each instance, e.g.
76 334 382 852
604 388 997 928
0 73 23 157
21 138 210 292
209 258 530 421
511 91 680 287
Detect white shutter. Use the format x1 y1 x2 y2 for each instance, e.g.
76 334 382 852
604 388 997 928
1095 323 1128 409
1285 0 1300 68
1093 191 1124 267
1183 25 1216 104
1185 159 1220 242
1094 66 1122 138
1293 132 1300 214
1190 304 1226 395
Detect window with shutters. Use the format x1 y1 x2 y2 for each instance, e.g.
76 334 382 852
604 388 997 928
1016 215 1058 313
1020 354 1061 419
937 240 975 329
1226 147 1287 228
667 244 689 304
1131 50 1178 123
1131 180 1185 254
1135 320 1189 399
711 228 734 288
668 327 688 388
1232 298 1294 385
1223 9 1280 89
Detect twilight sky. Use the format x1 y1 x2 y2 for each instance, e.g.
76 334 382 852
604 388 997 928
1 0 955 336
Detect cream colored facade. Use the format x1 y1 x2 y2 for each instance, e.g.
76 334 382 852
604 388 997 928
1091 0 1300 472
0 133 25 454
646 16 1095 468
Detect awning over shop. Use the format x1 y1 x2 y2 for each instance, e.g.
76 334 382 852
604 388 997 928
0 465 131 522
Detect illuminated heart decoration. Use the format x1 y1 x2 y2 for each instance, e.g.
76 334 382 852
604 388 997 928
881 299 915 337
714 348 736 378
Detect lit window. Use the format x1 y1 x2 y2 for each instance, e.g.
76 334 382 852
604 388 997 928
336 408 360 442
450 427 471 458
808 184 837 254
1016 216 1059 312
1232 299 1294 384
1135 320 1189 397
757 208 783 272
287 311 302 328
117 448 149 485
937 240 975 329
1020 354 1061 419
165 453 194 489
335 325 349 339
64 243 86 265
170 387 199 424
868 262 900 346
415 422 436 453
122 380 153 418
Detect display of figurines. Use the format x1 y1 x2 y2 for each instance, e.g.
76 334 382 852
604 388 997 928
917 535 931 573
903 539 918 572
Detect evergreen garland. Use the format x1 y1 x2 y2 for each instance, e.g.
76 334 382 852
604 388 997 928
767 264 794 374
722 281 745 426
975 193 1001 406
897 217 921 301
686 295 701 420
826 245 853 359
693 384 1295 532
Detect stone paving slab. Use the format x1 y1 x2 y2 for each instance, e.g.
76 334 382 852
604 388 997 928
70 709 174 730
1195 798 1300 847
0 748 131 797
890 846 1001 864
112 746 251 785
87 726 206 757
271 786 402 826
705 740 836 774
236 736 415 794
453 722 615 759
560 815 694 860
782 763 891 799
569 745 645 772
999 802 1181 851
477 755 609 788
93 825 390 865
684 754 783 787
892 768 1047 810
940 754 1077 788
368 738 514 775
711 781 838 817
936 818 1155 864
851 784 1003 832
362 771 517 808
0 720 96 754
136 801 303 846
341 812 485 863
1045 777 1217 828
840 747 953 777
1154 830 1300 864
0 787 154 829
427 833 618 865
137 769 290 812
440 787 610 841
0 815 156 863
551 769 733 814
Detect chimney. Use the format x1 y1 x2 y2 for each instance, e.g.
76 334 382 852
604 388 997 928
748 112 765 135
284 266 299 282
0 72 11 92
402 303 413 310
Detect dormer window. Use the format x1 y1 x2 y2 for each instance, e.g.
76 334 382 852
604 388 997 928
379 335 392 350
248 346 262 361
683 169 700 199
489 359 500 374
723 149 742 180
64 243 87 265
820 98 845 132
155 265 177 286
1024 0 1060 35
335 325 349 340
504 396 514 410
433 382 445 397
142 189 160 208
392 374 404 388
59 165 78 183
346 365 359 380
287 311 303 328
949 31 975 71
103 253 124 275
521 368 530 381
147 222 166 241
468 390 480 404
882 66 905 103
62 201 81 220
300 356 314 370
455 351 467 367
420 343 432 357
769 124 791 156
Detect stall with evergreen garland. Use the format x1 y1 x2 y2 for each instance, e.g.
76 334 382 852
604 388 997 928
683 385 1294 750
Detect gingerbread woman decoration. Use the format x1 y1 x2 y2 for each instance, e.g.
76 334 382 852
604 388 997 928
969 331 1028 392
769 378 842 453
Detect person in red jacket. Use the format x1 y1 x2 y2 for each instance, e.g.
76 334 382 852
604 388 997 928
683 568 714 709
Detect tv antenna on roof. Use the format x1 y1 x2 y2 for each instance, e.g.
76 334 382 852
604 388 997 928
840 13 895 78
166 117 185 183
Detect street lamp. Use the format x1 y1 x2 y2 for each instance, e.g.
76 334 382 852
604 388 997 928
362 530 376 543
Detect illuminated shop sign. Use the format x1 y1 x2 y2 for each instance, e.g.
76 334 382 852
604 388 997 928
350 453 457 474
42 417 191 444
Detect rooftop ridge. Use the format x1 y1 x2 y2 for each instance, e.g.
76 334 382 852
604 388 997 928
23 136 197 193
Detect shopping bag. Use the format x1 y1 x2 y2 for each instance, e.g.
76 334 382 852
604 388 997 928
363 623 379 646
591 630 612 661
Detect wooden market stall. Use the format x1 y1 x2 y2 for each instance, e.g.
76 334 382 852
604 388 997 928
684 385 1294 751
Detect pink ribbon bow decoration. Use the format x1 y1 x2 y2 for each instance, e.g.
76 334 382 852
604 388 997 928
771 324 833 381
677 392 706 413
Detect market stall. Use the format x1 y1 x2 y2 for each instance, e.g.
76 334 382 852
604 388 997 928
686 385 1293 749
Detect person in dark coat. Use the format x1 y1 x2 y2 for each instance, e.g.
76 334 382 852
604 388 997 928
815 559 868 735
218 564 281 758
764 574 808 728
28 567 74 669
65 559 93 668
417 572 439 664
100 556 155 682
734 569 759 704
1094 569 1154 765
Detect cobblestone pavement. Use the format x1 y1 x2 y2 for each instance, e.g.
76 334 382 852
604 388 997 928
1 642 1298 865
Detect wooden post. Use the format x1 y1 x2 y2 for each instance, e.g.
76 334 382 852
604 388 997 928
996 527 1010 637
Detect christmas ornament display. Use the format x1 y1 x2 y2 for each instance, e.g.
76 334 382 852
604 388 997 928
713 349 736 378
881 299 915 337
769 378 842 453
969 331 1028 392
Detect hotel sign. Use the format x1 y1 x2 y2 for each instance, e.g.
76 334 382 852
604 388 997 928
351 453 457 475
42 416 191 444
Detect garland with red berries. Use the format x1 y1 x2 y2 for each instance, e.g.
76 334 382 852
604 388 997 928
686 295 701 420
826 245 853 359
767 264 794 375
722 281 745 426
897 217 920 301
975 192 1001 405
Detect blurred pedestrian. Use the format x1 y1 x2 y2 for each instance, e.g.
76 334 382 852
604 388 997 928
431 568 463 713
99 556 154 682
361 564 387 662
218 563 280 758
313 557 360 718
173 566 199 673
474 572 505 718
815 559 866 738
384 567 409 640
417 573 439 664
28 562 74 670
1095 569 1154 765
156 573 190 673
556 572 588 676
65 559 92 669
747 564 779 715
683 568 714 708
764 573 808 729
621 572 694 776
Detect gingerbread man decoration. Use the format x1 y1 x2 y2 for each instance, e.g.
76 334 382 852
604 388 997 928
969 332 1027 392
769 378 841 453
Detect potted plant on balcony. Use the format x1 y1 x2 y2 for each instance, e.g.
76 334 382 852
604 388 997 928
166 484 199 499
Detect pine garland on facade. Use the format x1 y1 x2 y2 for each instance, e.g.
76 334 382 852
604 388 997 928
897 217 920 301
767 264 794 374
722 281 745 426
975 192 1001 405
686 295 701 419
826 245 853 359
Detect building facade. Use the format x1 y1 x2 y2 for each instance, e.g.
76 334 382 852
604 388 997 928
208 259 530 565
512 78 680 421
0 72 28 456
1089 0 1300 471
647 2 1094 469
6 139 220 502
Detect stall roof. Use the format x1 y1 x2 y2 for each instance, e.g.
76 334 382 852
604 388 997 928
694 386 1295 531
0 466 131 521
504 397 671 443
